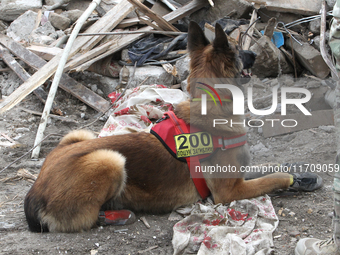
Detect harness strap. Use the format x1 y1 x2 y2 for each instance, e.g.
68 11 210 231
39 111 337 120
156 111 247 200
216 133 247 150
165 111 210 199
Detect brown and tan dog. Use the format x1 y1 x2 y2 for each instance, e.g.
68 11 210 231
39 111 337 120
24 22 291 233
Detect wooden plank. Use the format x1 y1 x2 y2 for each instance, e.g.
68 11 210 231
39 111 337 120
117 17 141 28
139 17 163 31
262 109 334 138
127 0 179 32
27 45 63 61
66 0 208 72
80 0 135 52
0 0 131 113
0 45 31 81
0 34 110 113
0 45 50 106
243 9 257 50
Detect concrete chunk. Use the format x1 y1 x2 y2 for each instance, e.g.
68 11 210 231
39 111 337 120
175 55 191 82
49 12 71 31
246 0 322 15
286 37 330 79
191 0 252 22
126 66 174 88
250 19 293 78
6 10 37 42
0 0 42 22
61 10 83 23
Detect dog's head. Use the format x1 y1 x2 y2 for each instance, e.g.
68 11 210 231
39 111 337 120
186 21 256 95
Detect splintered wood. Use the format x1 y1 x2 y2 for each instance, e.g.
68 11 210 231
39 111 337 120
0 0 208 114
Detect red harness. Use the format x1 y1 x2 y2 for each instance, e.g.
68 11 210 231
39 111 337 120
150 111 247 199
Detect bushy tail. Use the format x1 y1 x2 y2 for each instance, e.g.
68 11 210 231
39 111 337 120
59 130 96 146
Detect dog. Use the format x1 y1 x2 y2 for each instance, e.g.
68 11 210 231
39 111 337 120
24 21 291 233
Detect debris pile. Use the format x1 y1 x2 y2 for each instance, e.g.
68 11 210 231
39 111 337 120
0 0 337 144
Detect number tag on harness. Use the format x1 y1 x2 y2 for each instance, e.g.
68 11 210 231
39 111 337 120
174 132 214 158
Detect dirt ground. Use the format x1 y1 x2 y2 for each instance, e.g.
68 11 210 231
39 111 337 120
0 72 337 255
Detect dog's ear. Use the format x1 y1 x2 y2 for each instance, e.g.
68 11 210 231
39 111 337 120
187 21 210 52
213 23 229 51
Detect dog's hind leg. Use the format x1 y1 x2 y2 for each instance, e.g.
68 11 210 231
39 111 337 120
211 173 291 204
40 149 126 232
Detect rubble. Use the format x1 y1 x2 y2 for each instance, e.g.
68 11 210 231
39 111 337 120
309 19 321 35
246 0 323 15
49 12 71 31
250 18 293 77
0 0 338 155
61 9 83 23
6 10 37 42
191 0 252 22
126 65 175 87
0 0 42 22
175 55 191 82
286 35 330 79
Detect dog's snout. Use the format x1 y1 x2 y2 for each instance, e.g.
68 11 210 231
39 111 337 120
239 50 257 69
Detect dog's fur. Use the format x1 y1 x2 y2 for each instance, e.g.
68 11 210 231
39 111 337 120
24 22 291 233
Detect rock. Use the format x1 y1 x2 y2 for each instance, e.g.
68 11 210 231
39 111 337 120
250 142 269 155
45 0 65 5
97 89 104 97
312 36 321 50
31 21 57 45
98 77 119 96
250 36 293 77
90 84 98 92
286 36 330 79
250 18 293 77
121 48 130 62
56 30 66 39
0 20 8 32
319 125 335 133
70 71 120 97
80 105 87 112
309 19 321 35
325 88 336 109
304 86 331 112
326 0 336 8
246 0 323 15
126 65 174 88
65 0 91 12
31 34 55 45
32 21 56 37
6 10 37 42
175 55 191 82
88 57 122 78
49 12 71 30
181 79 189 96
0 71 22 96
61 9 83 23
311 32 329 51
191 0 252 23
0 0 42 22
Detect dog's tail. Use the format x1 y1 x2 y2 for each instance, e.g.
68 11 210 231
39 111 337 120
59 130 96 146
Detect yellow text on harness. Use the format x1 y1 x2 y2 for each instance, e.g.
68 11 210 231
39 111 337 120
174 132 214 158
